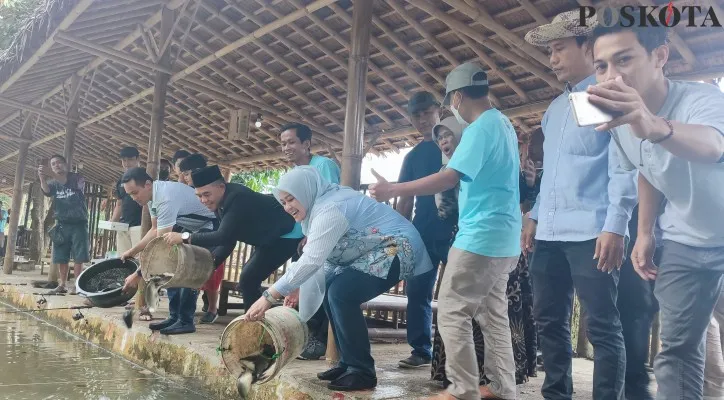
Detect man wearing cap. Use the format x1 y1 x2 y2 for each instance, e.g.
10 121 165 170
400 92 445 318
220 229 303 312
163 165 303 309
112 146 144 262
370 62 521 400
177 153 225 324
120 167 232 335
391 91 456 370
522 12 637 400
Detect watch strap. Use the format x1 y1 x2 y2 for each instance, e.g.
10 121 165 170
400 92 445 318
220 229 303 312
262 290 279 304
649 118 674 144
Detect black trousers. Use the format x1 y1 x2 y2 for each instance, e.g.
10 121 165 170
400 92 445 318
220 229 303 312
237 237 301 306
530 239 626 400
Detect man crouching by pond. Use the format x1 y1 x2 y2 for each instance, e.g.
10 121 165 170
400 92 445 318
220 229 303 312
119 167 234 335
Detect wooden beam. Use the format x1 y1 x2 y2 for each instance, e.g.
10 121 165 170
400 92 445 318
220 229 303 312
516 0 549 24
3 114 34 274
411 0 563 91
63 75 82 167
0 133 32 143
147 6 174 181
0 0 95 94
0 96 74 123
444 0 550 68
54 32 173 75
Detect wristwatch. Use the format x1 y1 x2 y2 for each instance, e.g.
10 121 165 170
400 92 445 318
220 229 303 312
262 289 280 305
181 232 190 244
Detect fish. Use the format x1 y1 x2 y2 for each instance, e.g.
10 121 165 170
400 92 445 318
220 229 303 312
122 309 134 329
235 344 277 398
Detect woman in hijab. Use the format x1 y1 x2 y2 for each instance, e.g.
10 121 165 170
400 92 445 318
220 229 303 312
429 117 539 393
244 166 433 392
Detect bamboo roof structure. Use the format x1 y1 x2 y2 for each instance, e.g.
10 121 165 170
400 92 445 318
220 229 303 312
1 0 724 193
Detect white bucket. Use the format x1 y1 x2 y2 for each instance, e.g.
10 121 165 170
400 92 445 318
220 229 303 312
139 237 215 289
220 307 309 387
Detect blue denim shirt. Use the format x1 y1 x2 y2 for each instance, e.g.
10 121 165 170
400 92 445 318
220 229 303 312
530 75 637 241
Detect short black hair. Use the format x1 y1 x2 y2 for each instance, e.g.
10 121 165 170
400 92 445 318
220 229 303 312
172 150 191 164
49 154 66 163
178 153 207 172
119 146 139 158
280 123 312 144
120 167 152 186
160 159 171 168
590 15 668 53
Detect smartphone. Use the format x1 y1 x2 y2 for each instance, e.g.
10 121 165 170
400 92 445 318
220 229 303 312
568 92 615 127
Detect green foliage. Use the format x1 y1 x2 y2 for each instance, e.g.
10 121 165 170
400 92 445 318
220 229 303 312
0 0 44 52
230 169 284 194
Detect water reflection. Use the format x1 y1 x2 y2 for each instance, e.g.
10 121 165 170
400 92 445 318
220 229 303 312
0 303 211 400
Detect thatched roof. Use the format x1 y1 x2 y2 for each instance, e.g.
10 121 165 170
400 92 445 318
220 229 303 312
1 0 724 193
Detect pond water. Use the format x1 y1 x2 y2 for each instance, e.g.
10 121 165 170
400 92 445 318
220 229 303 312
0 302 213 400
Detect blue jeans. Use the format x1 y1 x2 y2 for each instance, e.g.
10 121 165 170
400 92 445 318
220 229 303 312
166 287 199 326
406 239 448 359
324 259 401 378
653 240 724 400
530 239 626 400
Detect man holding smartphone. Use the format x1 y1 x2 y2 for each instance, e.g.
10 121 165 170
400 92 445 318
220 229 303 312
523 11 638 400
588 21 724 399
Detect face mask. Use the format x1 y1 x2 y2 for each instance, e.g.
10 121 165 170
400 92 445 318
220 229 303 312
450 93 467 125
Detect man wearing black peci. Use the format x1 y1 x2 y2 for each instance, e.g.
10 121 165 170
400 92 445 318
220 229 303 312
163 165 304 308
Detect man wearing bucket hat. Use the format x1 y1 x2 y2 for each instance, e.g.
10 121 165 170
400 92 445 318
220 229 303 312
523 11 638 400
370 61 522 400
119 167 234 335
164 165 303 311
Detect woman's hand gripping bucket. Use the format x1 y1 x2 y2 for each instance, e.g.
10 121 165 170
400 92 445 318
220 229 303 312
219 307 309 398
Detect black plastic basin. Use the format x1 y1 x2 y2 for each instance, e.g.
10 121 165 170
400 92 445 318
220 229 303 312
75 258 138 308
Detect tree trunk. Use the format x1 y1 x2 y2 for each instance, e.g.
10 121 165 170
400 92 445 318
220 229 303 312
28 183 47 262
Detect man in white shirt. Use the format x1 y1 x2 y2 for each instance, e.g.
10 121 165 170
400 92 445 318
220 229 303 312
588 21 724 399
120 167 233 335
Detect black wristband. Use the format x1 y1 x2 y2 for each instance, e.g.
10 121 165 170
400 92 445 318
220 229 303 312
649 118 674 144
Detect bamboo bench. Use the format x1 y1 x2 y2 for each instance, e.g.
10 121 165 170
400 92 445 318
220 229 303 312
217 280 438 317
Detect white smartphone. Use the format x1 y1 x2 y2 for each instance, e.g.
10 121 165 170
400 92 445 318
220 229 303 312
568 92 615 127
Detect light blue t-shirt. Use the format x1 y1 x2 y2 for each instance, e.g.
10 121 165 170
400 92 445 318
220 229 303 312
283 155 341 239
309 155 341 184
0 210 7 233
447 109 522 257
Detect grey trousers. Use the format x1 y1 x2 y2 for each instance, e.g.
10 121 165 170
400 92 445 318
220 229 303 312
437 247 518 400
704 288 724 399
654 240 724 400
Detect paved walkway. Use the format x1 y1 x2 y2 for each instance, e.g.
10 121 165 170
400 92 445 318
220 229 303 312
0 269 656 399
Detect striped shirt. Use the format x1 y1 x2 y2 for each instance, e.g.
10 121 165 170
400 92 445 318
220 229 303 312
149 181 215 232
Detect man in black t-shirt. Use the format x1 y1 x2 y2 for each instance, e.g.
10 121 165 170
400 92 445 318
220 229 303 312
397 92 456 369
112 147 143 256
39 155 89 294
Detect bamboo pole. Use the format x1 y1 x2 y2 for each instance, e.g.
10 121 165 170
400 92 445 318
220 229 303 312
63 75 83 167
0 96 74 123
3 114 34 274
138 6 174 312
333 0 374 365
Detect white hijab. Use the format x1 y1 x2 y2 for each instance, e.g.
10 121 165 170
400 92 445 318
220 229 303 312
272 166 358 320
